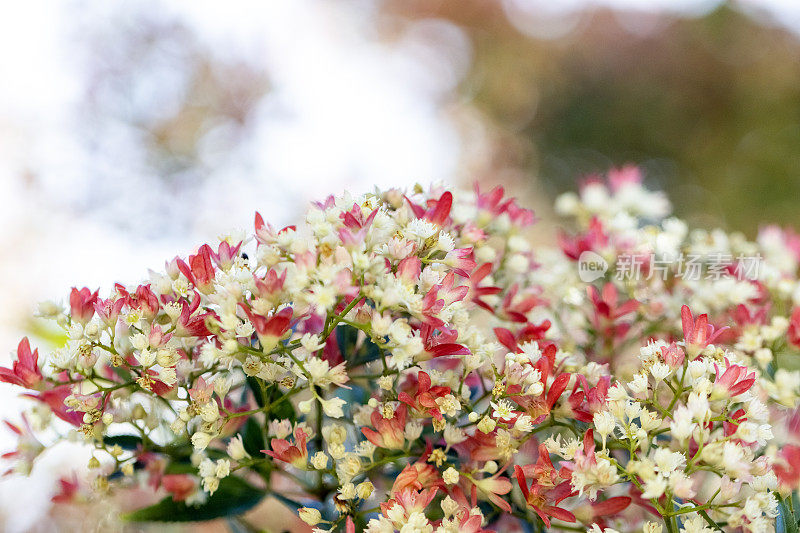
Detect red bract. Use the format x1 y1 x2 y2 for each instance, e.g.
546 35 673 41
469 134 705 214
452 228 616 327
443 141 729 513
177 244 216 293
568 375 610 423
338 204 379 248
398 371 452 420
0 338 43 389
241 305 292 350
559 217 608 260
253 268 287 300
392 460 444 494
418 324 470 361
660 342 685 369
470 263 502 312
254 211 295 245
775 444 800 492
362 404 407 450
588 283 639 325
443 248 477 277
211 240 242 271
681 305 727 354
498 284 544 323
470 471 513 512
264 427 308 469
24 386 84 426
69 287 99 324
712 360 756 398
507 344 571 424
474 184 536 227
514 445 576 527
93 296 125 326
381 488 438 517
176 294 213 337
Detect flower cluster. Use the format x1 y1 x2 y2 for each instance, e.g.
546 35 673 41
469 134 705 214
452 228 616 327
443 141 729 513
2 170 800 532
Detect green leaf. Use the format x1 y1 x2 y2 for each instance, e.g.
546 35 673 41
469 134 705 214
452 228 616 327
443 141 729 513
241 418 266 458
123 475 266 523
103 435 143 451
336 324 382 366
777 492 799 533
247 376 266 408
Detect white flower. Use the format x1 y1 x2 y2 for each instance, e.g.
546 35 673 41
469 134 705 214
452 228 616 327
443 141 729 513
321 397 346 418
227 435 250 461
191 432 214 451
298 507 323 526
442 467 459 485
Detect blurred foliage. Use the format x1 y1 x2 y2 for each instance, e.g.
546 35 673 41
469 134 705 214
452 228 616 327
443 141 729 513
383 1 800 234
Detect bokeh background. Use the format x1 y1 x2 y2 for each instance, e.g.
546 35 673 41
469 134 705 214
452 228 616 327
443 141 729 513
1 0 800 530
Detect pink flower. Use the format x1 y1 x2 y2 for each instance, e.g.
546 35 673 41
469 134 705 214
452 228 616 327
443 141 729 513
177 244 217 293
175 293 214 337
712 359 756 399
264 427 308 469
69 287 99 324
0 338 43 389
398 371 451 421
380 488 438 517
514 444 576 527
362 404 407 450
392 461 444 494
240 305 292 350
681 305 727 354
471 471 513 513
660 342 685 369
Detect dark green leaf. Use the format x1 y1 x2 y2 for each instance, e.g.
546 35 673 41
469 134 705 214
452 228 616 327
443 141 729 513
241 418 266 458
103 435 142 451
336 324 382 366
123 475 266 522
247 376 266 408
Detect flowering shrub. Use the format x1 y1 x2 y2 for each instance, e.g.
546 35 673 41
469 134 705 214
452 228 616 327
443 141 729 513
3 169 800 532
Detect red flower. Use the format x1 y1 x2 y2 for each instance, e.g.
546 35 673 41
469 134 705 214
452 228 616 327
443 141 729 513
177 244 216 293
712 359 756 399
405 191 453 226
362 404 407 450
470 263 502 312
0 338 43 389
175 293 214 337
514 444 576 527
381 488 438 517
23 386 84 426
69 287 99 324
507 343 571 424
392 460 444 494
588 283 639 326
240 305 292 350
264 427 308 469
398 371 451 420
417 324 470 361
474 184 536 227
470 471 513 512
681 305 727 354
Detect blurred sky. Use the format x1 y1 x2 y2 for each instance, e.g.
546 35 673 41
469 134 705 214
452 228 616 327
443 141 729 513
0 0 798 530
